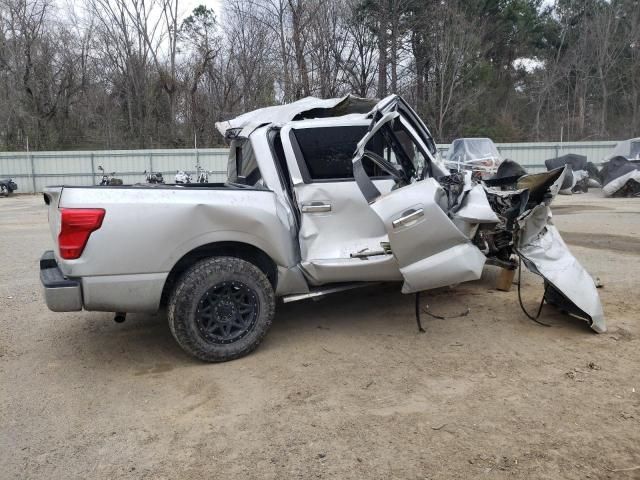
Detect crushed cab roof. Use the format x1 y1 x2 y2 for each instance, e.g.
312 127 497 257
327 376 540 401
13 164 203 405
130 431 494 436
215 95 378 138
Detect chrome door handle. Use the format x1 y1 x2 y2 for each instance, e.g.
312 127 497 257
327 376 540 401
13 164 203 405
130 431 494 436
392 208 424 228
301 202 332 213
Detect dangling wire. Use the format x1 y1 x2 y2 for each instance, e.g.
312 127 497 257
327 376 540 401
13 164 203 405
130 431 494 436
517 256 551 327
422 305 470 320
415 292 425 333
415 291 470 332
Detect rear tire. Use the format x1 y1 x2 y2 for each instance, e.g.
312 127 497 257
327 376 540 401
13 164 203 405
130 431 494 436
168 256 275 362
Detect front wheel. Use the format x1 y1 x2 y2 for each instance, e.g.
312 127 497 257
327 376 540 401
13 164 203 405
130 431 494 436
168 256 275 362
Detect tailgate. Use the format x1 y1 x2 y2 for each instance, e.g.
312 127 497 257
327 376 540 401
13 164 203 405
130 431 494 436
43 187 63 250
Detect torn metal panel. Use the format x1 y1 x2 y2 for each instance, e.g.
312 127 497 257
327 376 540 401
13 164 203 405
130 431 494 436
516 166 566 203
518 204 551 246
452 183 499 238
454 184 500 224
514 166 605 332
215 95 378 138
518 225 606 333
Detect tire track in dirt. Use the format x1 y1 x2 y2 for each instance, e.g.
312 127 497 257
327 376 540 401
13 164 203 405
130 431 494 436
560 231 639 255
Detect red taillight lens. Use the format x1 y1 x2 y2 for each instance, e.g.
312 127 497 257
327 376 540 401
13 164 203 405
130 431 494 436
58 208 105 259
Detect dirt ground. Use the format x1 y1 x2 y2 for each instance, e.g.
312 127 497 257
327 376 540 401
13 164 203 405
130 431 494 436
1 192 639 480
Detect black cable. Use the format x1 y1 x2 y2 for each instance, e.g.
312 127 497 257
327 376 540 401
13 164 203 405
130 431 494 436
517 256 551 327
415 292 425 333
422 305 470 320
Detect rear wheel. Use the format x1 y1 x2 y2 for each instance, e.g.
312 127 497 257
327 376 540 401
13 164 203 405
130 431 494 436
168 256 275 362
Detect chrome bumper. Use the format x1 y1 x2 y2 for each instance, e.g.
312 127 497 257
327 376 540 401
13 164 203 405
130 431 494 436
40 250 82 312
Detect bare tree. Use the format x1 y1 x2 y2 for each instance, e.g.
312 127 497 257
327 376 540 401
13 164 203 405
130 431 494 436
224 0 275 110
587 1 625 135
341 0 377 97
181 5 219 141
429 2 485 138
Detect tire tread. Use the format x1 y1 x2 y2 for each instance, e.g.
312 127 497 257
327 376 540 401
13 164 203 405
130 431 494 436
167 256 275 362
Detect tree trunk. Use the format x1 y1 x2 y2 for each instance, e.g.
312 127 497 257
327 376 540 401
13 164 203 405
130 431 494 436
377 10 387 97
390 2 398 93
632 87 639 135
599 66 608 136
277 8 291 102
289 0 310 98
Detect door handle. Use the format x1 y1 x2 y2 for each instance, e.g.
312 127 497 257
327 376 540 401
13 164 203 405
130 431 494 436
301 202 332 213
392 208 424 228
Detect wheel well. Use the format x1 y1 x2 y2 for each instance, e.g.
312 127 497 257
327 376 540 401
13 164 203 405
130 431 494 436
160 242 278 307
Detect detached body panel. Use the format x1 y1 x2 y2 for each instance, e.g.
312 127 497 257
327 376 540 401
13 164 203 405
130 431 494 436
518 225 606 332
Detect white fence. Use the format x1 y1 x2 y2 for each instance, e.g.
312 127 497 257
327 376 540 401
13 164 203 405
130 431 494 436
0 148 229 194
0 141 618 194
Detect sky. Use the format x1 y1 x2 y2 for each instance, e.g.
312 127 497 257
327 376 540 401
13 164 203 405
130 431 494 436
182 0 223 20
62 0 224 24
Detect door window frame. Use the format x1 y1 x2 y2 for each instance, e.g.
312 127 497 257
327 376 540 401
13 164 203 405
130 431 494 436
282 119 397 185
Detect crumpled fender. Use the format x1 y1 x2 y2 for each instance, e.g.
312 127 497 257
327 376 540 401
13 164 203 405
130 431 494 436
518 224 605 332
514 177 606 333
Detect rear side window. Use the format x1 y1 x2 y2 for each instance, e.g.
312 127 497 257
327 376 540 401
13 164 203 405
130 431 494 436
292 126 393 181
228 139 262 185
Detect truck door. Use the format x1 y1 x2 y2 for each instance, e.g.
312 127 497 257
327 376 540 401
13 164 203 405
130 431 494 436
280 118 403 285
351 107 486 294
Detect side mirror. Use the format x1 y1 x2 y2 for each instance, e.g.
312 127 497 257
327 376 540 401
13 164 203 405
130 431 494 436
236 175 247 185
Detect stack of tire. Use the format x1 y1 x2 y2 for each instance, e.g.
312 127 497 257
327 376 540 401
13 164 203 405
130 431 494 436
544 154 600 194
0 178 18 196
600 156 640 197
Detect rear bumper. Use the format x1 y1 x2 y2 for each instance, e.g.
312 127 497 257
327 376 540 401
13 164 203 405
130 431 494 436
40 251 83 312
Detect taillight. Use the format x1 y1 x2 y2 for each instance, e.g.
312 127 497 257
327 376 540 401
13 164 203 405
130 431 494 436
58 208 105 259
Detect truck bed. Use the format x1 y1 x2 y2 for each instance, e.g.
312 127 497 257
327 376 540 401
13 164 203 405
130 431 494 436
43 184 299 312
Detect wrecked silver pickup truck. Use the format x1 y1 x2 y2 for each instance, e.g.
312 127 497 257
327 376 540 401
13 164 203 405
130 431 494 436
40 95 605 362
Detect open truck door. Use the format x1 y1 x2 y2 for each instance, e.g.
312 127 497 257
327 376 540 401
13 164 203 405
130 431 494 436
350 105 487 294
